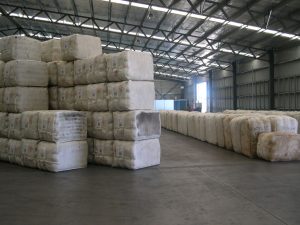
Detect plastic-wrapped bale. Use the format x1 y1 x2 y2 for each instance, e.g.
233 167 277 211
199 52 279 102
187 112 199 138
41 39 62 62
4 87 48 113
3 60 47 87
107 81 154 111
177 112 189 136
38 111 87 143
231 116 271 158
75 85 88 111
87 138 94 163
87 83 108 112
49 87 58 110
91 112 113 140
7 139 22 165
47 61 63 86
266 115 298 134
0 35 41 61
113 110 161 141
8 113 22 140
223 114 242 150
36 141 88 172
0 112 8 137
113 139 161 170
57 61 74 87
61 34 102 61
204 113 217 145
0 60 5 87
0 87 5 111
21 139 39 168
0 138 8 161
58 87 75 110
257 132 300 161
94 139 114 166
92 54 107 83
106 51 153 81
215 114 226 148
21 111 40 140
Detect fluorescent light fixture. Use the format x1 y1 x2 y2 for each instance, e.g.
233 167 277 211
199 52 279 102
227 21 243 27
151 6 168 12
207 17 225 23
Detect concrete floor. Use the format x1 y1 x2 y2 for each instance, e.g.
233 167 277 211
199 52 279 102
1 129 300 225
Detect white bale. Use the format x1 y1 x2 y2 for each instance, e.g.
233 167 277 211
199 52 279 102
4 87 48 113
159 110 167 128
38 110 87 143
223 114 242 150
7 139 22 165
4 60 47 87
113 139 161 170
47 61 63 86
171 111 178 132
49 87 58 110
215 114 226 148
74 85 88 111
36 141 88 172
106 51 153 81
0 87 5 111
58 87 75 110
0 112 8 137
21 111 40 140
87 83 108 111
285 112 300 133
0 60 5 87
194 113 206 141
21 139 39 168
187 112 199 138
0 138 8 161
57 61 74 87
61 34 102 61
41 39 62 62
92 54 107 83
257 132 300 161
91 112 113 140
113 110 161 141
204 113 217 145
165 111 172 130
266 115 298 133
230 116 245 154
107 81 154 111
74 58 94 85
87 138 94 163
8 113 22 140
94 139 114 166
0 35 41 61
177 111 189 135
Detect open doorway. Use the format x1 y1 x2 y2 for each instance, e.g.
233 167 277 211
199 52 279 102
196 82 207 112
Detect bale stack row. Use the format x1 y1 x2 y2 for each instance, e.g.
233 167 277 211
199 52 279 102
160 110 300 161
43 34 161 170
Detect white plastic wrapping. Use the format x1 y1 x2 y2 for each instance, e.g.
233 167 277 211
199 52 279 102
4 87 48 113
21 111 40 140
87 83 108 111
7 139 22 165
38 110 87 143
113 139 161 170
49 87 58 110
0 112 8 137
107 81 154 111
21 139 39 168
57 61 74 87
0 35 41 61
61 34 102 61
94 139 114 166
113 110 161 141
36 141 88 172
257 132 300 161
8 113 22 140
58 87 75 110
0 138 8 161
3 60 48 87
91 112 113 140
41 39 62 62
106 51 153 81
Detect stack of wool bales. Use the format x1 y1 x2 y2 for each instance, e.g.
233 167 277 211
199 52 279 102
0 35 49 167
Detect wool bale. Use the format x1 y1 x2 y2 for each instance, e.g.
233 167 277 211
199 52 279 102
106 51 153 81
170 111 179 132
57 61 74 87
21 111 40 140
91 112 113 140
0 35 41 61
58 87 75 110
94 139 114 166
215 114 226 148
8 113 22 140
87 83 108 111
187 112 199 138
61 34 102 61
47 61 63 86
0 138 8 161
177 111 189 135
0 112 8 137
21 139 39 168
4 87 48 113
38 111 87 143
0 60 5 87
107 81 154 111
257 132 300 161
204 113 217 145
0 87 5 111
74 58 94 85
87 138 94 163
82 111 93 137
36 141 88 172
74 85 88 111
92 54 107 83
194 113 206 141
7 139 22 165
113 110 161 141
223 114 242 150
49 87 58 110
113 139 161 170
41 39 62 62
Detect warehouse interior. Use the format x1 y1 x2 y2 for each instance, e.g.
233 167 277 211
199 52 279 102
1 0 300 224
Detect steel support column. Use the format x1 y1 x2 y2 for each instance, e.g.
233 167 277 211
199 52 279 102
269 50 275 110
232 61 237 110
209 70 213 112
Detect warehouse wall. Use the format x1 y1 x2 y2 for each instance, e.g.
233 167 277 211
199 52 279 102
154 79 183 100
